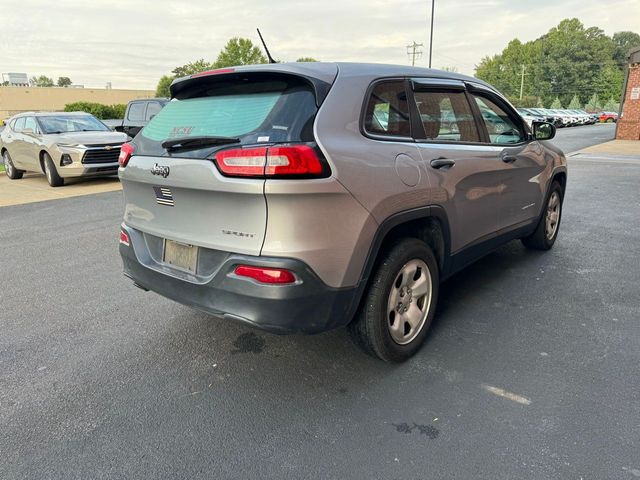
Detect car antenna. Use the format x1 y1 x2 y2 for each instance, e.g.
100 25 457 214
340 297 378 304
257 28 277 64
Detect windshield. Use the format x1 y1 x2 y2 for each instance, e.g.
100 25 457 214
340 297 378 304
135 75 318 158
38 114 109 134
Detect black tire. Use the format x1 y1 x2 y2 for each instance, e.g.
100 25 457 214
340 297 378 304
2 150 24 180
348 238 439 362
521 181 563 250
43 153 64 187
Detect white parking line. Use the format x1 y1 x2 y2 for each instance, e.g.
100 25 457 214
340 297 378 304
481 384 532 405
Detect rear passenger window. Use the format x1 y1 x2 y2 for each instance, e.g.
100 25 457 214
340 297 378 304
412 89 479 142
472 95 526 144
364 81 411 137
127 103 146 122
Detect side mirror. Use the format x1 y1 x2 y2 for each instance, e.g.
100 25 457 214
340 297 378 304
532 121 555 141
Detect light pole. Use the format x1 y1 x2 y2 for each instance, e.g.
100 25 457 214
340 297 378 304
428 0 435 68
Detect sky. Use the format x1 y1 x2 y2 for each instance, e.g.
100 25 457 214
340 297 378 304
0 0 638 90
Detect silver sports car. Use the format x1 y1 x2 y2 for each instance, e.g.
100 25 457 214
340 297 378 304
0 111 128 187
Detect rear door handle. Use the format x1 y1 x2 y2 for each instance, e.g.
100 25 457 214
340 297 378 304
502 154 518 163
430 158 455 169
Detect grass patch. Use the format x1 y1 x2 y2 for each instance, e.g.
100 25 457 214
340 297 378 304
0 163 4 172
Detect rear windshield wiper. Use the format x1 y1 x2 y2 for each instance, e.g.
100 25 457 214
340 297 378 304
161 136 240 151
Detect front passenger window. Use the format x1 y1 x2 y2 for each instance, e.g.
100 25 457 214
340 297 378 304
473 95 525 144
23 117 38 133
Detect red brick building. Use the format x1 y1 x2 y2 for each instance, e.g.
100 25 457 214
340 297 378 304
616 46 640 140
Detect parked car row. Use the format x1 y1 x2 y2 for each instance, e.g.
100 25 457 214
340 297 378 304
516 108 602 128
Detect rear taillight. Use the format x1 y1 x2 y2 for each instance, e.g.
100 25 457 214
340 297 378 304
118 143 134 167
215 147 269 177
119 230 130 246
234 265 296 284
214 144 326 178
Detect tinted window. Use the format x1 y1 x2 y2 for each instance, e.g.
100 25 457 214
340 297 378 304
413 89 479 142
23 117 38 133
473 95 526 144
14 117 26 132
127 102 146 122
136 75 318 158
364 81 411 137
145 102 163 121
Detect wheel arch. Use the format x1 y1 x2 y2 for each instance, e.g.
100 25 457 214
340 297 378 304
360 206 453 286
552 169 567 195
38 149 49 173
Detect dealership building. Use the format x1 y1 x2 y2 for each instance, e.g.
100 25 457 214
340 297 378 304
616 46 640 141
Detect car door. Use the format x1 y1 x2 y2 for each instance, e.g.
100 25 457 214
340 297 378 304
467 86 547 230
409 78 505 254
8 117 28 168
21 116 42 170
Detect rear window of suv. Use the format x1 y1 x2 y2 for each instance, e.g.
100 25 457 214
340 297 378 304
135 75 318 158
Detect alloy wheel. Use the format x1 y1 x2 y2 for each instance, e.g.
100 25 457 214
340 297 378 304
3 152 13 177
44 160 52 184
386 259 433 345
545 191 561 240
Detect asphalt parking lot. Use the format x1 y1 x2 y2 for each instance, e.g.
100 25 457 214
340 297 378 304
2 123 639 479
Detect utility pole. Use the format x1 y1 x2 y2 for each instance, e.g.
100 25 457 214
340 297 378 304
519 64 530 99
428 0 435 68
406 41 423 66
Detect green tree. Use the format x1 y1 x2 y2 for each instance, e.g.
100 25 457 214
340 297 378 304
550 97 563 109
155 59 215 98
508 95 539 108
568 94 581 109
156 75 174 98
603 98 619 112
536 97 545 108
612 31 640 64
214 38 267 68
475 18 631 106
584 93 602 112
30 75 54 87
296 57 318 62
172 59 213 77
57 76 72 87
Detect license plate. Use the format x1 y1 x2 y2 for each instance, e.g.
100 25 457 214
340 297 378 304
163 239 198 273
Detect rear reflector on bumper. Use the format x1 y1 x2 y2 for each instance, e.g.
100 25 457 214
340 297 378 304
234 265 296 284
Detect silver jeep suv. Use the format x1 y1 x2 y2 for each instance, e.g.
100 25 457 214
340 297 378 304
118 63 566 362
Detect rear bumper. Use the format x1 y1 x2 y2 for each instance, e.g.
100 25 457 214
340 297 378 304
119 224 359 334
